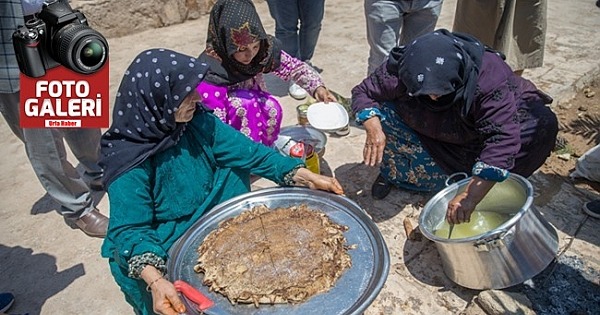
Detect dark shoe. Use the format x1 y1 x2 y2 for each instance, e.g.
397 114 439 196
583 200 600 219
0 292 14 313
85 171 105 191
371 174 392 200
75 209 109 238
89 180 104 191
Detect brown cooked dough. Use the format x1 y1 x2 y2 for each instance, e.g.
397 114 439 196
194 204 352 307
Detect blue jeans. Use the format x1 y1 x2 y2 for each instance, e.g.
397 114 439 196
267 0 325 61
364 0 443 74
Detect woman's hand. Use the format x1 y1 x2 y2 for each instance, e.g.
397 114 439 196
314 86 337 103
362 117 386 166
149 279 186 315
446 191 477 224
142 266 186 315
445 177 496 224
292 168 344 195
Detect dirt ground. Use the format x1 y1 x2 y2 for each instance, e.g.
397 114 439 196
539 81 600 192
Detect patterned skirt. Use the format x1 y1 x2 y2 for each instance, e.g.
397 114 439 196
197 81 282 147
380 102 448 192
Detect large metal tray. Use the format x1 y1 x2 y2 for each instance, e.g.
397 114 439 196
168 187 390 315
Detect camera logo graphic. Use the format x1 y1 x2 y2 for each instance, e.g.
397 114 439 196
15 0 110 129
13 0 109 78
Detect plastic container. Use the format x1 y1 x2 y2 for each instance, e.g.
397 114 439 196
289 142 320 174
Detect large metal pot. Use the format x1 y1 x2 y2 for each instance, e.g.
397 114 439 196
418 173 558 290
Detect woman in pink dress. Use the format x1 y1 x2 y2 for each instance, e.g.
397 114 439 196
197 0 336 147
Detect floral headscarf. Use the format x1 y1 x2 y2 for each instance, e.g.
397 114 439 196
100 49 209 186
204 0 281 84
388 29 485 115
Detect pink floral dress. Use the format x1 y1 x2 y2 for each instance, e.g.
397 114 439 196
197 50 323 146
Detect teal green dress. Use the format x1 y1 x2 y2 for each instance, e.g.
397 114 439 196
101 112 302 314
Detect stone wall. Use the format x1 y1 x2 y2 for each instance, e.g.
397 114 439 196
70 0 218 38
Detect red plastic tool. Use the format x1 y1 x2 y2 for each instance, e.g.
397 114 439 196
174 280 215 312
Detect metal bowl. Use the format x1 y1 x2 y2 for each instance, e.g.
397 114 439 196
168 187 390 315
277 125 327 156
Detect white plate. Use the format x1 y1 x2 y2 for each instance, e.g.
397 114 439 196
306 102 349 132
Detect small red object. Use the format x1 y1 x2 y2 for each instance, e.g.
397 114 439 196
289 142 305 158
174 280 215 311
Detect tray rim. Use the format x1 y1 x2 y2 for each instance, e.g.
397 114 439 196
167 187 390 315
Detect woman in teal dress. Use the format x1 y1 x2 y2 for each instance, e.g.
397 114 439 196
99 48 343 315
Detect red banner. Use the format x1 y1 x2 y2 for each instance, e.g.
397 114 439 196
19 62 109 128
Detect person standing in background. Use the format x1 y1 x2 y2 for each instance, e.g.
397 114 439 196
452 0 547 76
0 0 108 237
266 0 325 100
364 0 444 75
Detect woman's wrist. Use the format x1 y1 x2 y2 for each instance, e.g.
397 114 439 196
127 252 167 279
313 85 327 99
464 177 496 205
291 168 313 187
140 265 165 292
356 107 385 125
283 164 304 186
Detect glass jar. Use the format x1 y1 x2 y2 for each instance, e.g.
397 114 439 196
296 104 310 125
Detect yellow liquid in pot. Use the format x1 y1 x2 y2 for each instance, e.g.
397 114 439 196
434 211 513 239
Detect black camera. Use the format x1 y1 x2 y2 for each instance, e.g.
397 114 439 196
12 0 109 78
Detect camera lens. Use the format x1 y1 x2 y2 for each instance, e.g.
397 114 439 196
53 24 108 74
79 40 104 67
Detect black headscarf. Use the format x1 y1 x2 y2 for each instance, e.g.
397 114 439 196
387 29 485 116
99 49 210 186
203 0 281 85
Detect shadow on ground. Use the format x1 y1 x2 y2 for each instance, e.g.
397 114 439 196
264 73 289 97
561 113 600 146
333 161 433 223
0 245 85 314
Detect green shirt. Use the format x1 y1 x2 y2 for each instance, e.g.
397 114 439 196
101 111 302 270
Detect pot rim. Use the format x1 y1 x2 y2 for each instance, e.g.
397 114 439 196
418 173 534 243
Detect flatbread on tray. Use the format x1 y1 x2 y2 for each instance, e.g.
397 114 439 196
194 204 352 307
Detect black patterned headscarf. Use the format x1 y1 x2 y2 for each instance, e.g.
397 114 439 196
389 29 485 115
204 0 281 84
100 49 209 186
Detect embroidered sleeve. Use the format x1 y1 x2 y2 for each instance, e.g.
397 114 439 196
272 50 324 96
127 252 167 279
282 164 305 186
355 107 386 125
471 161 509 182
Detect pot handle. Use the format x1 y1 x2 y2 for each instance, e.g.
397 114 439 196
445 172 469 187
474 228 514 252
